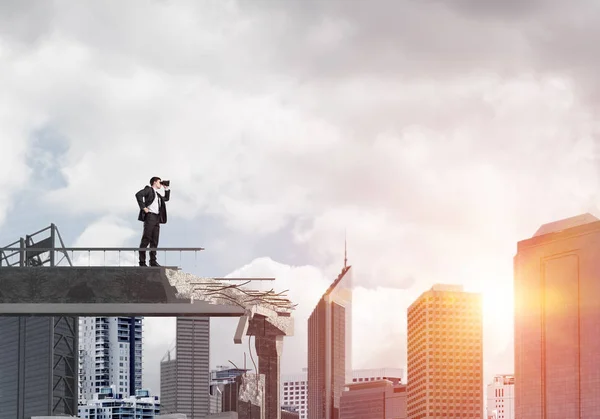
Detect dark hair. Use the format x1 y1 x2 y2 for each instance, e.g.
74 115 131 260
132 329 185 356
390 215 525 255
149 177 161 186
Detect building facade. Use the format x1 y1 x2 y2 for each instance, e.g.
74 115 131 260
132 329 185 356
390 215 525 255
514 213 600 418
283 367 403 419
308 264 353 419
160 356 177 415
79 316 143 402
282 371 308 419
407 284 483 418
160 317 210 418
78 387 160 418
340 380 407 419
0 316 78 419
486 374 514 419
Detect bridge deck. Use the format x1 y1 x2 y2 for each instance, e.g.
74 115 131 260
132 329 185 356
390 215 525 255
0 267 245 317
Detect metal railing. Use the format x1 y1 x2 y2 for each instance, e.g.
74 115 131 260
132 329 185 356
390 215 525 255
0 223 72 267
0 246 205 268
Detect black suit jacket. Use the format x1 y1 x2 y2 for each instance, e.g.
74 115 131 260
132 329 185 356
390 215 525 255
135 186 170 223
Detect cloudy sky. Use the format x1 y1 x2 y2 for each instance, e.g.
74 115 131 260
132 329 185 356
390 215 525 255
2 0 600 396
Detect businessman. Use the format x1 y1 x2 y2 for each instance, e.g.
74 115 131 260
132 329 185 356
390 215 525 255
135 176 170 267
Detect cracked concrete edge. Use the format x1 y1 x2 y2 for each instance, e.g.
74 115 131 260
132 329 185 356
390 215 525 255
165 269 294 336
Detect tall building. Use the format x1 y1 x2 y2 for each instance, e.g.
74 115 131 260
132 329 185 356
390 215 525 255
407 284 483 419
307 261 353 419
160 353 177 414
0 317 78 419
79 316 143 402
160 317 210 418
340 380 407 419
514 213 600 418
486 374 514 419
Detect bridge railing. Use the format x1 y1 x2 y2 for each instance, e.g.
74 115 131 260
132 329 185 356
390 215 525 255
0 247 205 268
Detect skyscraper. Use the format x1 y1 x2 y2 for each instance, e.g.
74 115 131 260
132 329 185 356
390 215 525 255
308 263 353 419
0 316 78 419
160 317 210 418
407 284 483 419
514 213 600 418
79 316 143 402
160 353 177 414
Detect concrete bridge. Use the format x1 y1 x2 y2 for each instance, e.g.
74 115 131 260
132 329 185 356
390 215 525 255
0 263 294 419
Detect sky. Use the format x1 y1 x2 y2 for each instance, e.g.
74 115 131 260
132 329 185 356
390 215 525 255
2 0 600 397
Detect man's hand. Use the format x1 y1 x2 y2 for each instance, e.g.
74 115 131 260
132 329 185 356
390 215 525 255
143 208 149 213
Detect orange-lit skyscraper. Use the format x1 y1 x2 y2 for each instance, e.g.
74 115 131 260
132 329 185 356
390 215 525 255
514 213 600 418
308 263 353 419
407 284 483 419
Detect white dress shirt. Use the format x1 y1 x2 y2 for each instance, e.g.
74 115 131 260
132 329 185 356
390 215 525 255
147 188 161 214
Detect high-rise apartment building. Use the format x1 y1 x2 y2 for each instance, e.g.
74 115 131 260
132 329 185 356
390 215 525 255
160 317 210 419
486 374 514 419
407 284 483 419
79 316 143 402
514 213 600 418
308 263 353 419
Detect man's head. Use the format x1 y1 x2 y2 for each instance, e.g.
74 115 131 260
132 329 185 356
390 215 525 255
149 177 162 189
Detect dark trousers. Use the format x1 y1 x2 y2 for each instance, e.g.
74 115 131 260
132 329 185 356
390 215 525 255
139 213 160 264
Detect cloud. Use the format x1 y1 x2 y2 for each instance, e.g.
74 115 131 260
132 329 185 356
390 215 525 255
4 0 600 394
0 61 35 227
3 1 599 255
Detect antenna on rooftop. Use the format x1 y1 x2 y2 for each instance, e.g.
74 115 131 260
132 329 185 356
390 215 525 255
344 229 348 269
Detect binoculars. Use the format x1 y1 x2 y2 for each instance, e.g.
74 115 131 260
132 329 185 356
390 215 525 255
161 180 170 186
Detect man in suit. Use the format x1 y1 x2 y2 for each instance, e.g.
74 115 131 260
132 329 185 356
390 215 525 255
135 176 170 267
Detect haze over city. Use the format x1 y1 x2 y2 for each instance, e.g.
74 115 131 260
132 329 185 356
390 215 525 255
2 0 600 405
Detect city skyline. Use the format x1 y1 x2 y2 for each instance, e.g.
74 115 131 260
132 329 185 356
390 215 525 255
1 212 597 418
3 0 600 416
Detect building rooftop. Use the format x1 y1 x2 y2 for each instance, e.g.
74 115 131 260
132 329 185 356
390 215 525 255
345 379 396 390
533 213 599 237
431 284 464 292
